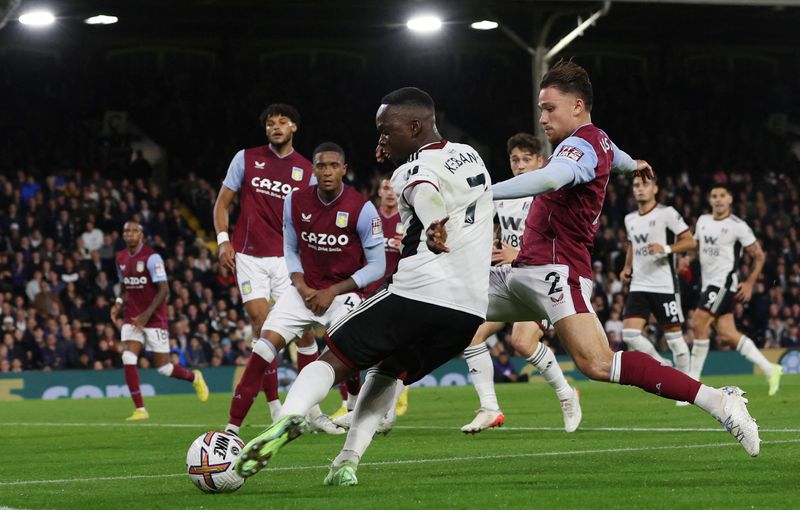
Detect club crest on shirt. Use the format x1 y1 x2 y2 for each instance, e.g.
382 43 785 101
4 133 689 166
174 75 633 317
136 261 145 273
255 161 266 169
396 223 405 235
555 145 584 162
291 167 304 182
336 211 349 228
241 281 252 295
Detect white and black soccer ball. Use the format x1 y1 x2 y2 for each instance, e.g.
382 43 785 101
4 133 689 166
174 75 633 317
186 431 246 493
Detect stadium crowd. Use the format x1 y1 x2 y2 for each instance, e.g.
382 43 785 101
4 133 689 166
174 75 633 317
0 162 797 373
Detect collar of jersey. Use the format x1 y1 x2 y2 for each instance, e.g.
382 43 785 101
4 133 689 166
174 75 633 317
406 139 448 164
316 185 346 206
268 144 295 159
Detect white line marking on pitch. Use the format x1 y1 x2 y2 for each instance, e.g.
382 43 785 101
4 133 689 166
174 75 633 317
2 422 800 434
2 439 799 487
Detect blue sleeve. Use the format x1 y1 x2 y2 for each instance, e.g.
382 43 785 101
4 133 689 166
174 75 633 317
309 173 317 185
283 193 303 274
492 136 597 200
351 243 386 289
222 150 245 191
146 254 167 282
350 201 386 288
611 142 637 175
356 201 384 249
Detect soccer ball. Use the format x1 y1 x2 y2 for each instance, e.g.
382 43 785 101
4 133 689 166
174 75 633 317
186 431 246 493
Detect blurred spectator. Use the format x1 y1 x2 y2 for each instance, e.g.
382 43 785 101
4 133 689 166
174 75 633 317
492 351 529 383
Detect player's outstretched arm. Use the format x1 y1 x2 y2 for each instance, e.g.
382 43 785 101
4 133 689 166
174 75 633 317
648 230 697 255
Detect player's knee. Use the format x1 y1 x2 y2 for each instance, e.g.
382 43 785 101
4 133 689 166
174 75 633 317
122 350 138 366
157 363 174 377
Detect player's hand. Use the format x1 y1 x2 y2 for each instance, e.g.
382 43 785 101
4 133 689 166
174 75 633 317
387 234 403 253
110 304 120 322
633 160 654 182
375 144 388 164
305 287 337 315
647 243 666 255
425 216 450 254
218 241 236 272
491 241 519 266
132 315 147 330
735 281 754 303
620 268 632 285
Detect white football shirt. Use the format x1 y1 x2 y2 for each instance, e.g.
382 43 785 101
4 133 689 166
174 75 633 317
694 214 757 291
389 140 494 318
495 197 531 250
625 204 689 293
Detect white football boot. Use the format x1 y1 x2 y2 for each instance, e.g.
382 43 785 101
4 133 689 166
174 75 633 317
461 408 505 434
717 386 760 457
561 387 582 433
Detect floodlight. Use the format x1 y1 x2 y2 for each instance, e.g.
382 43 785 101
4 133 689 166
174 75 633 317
18 10 54 26
407 15 442 33
85 15 118 25
470 20 498 30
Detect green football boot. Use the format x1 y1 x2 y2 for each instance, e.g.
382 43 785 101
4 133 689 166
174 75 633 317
234 415 306 478
323 460 358 487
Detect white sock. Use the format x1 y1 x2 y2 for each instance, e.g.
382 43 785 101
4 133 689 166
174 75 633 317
690 339 710 380
384 380 405 422
737 336 774 376
335 370 397 466
296 343 319 357
622 329 669 364
463 344 499 411
280 360 335 418
665 331 690 375
693 384 724 419
253 338 277 363
347 392 358 411
268 399 282 420
527 342 572 401
226 424 240 435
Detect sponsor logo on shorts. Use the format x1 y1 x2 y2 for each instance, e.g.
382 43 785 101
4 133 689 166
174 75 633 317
555 145 584 162
242 281 252 295
336 211 349 228
291 167 304 181
550 293 564 304
136 261 145 273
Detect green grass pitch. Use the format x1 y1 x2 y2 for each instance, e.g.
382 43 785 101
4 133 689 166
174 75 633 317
2 374 798 509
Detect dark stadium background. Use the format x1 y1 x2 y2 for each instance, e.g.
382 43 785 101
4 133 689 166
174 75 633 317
0 0 798 373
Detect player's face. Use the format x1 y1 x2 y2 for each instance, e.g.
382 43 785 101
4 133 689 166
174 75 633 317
708 187 732 216
376 104 415 165
538 86 584 145
313 151 347 193
122 222 143 248
632 176 657 204
508 147 544 176
265 115 297 147
377 178 397 208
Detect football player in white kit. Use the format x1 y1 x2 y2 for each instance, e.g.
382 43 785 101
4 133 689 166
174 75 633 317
690 184 781 395
235 87 494 486
620 176 695 371
461 133 581 434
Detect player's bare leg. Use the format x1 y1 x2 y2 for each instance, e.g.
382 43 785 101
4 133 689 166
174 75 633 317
150 350 207 403
716 313 782 395
622 317 672 366
244 298 281 420
121 341 148 420
236 350 357 478
462 321 505 433
509 322 582 432
556 313 760 456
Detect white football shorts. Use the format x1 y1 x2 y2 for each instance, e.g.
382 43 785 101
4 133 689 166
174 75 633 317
121 324 170 354
235 252 291 303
